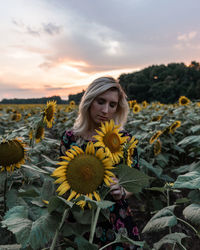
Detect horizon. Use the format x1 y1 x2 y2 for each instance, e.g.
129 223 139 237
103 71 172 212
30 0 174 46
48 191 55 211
1 0 200 101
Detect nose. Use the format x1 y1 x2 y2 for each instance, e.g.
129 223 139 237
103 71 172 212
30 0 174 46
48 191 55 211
102 103 109 114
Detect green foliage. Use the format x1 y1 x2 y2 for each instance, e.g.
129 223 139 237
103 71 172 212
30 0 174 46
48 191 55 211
115 164 152 193
1 96 200 249
183 204 200 225
173 171 200 189
142 206 177 233
119 61 200 103
153 233 188 250
2 206 60 249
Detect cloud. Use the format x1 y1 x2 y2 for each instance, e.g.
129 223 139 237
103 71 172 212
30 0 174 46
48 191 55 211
12 18 62 37
36 0 200 74
42 23 62 35
177 31 197 42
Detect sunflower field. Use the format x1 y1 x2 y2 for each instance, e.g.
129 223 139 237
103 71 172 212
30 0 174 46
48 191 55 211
0 97 200 250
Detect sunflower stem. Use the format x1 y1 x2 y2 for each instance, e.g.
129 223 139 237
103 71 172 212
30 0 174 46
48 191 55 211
50 208 69 250
89 206 101 244
177 217 200 239
3 171 7 213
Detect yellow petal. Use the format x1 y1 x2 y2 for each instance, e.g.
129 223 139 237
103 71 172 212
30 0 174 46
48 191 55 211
57 161 69 166
67 190 77 201
93 191 101 201
105 170 115 177
54 176 66 184
57 183 70 195
104 177 111 187
56 181 69 192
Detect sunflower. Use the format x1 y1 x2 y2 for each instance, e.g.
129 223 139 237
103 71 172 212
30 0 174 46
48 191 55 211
169 121 181 134
142 101 148 108
128 100 137 108
35 125 45 143
179 96 190 106
149 130 162 144
65 106 72 113
197 102 200 107
132 104 141 114
11 113 21 121
154 139 161 156
69 100 76 109
29 129 33 140
52 142 115 207
0 139 26 172
43 100 56 128
93 120 128 164
126 136 138 167
151 115 162 122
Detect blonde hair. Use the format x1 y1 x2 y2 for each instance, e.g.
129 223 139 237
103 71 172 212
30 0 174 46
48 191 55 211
73 76 129 136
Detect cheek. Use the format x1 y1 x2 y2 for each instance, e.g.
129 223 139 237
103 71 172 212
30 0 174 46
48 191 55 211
108 107 117 116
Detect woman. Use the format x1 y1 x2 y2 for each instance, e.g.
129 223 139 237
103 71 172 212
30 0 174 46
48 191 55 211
60 76 140 249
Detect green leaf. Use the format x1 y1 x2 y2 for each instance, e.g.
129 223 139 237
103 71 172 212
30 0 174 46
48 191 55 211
41 179 55 200
173 171 200 189
175 197 190 204
178 135 200 147
6 189 27 209
18 188 40 198
140 158 162 177
29 213 60 249
0 171 7 193
0 245 21 250
153 233 188 250
75 195 115 209
72 208 93 225
74 235 98 250
2 205 60 249
183 204 200 225
21 164 48 174
41 154 59 166
115 234 145 248
115 164 152 193
2 206 32 248
48 196 66 213
142 205 177 233
146 187 166 193
156 153 169 167
190 124 200 133
62 222 90 237
188 190 200 204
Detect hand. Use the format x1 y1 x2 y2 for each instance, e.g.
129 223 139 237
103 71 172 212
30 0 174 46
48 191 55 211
110 177 125 201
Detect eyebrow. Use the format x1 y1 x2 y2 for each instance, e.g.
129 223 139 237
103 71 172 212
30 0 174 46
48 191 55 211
97 97 117 103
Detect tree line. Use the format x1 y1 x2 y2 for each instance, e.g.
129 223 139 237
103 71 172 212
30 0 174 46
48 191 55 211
119 61 200 103
0 96 68 104
1 61 199 104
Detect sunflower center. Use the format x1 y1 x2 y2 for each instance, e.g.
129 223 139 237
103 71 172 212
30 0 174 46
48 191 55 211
0 140 25 167
103 132 121 153
36 126 44 139
46 106 54 121
181 99 187 104
67 154 104 194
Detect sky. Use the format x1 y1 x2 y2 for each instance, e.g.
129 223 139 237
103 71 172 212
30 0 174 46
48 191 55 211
0 0 200 101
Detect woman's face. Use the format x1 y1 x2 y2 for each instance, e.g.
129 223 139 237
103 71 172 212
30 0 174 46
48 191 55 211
89 89 119 128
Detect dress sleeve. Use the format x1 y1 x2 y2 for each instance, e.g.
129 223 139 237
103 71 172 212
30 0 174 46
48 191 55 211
60 130 75 157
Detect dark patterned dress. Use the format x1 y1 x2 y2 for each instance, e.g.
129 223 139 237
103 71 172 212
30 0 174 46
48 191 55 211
60 130 140 250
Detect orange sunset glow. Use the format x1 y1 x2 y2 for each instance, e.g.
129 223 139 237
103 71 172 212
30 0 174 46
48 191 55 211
1 0 200 101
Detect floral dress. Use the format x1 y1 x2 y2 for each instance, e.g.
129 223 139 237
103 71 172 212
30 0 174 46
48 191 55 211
60 130 140 250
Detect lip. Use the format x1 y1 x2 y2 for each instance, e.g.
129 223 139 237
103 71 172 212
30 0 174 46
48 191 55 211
98 116 108 121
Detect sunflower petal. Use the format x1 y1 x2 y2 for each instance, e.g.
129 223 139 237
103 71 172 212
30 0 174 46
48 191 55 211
93 191 101 201
67 190 77 201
